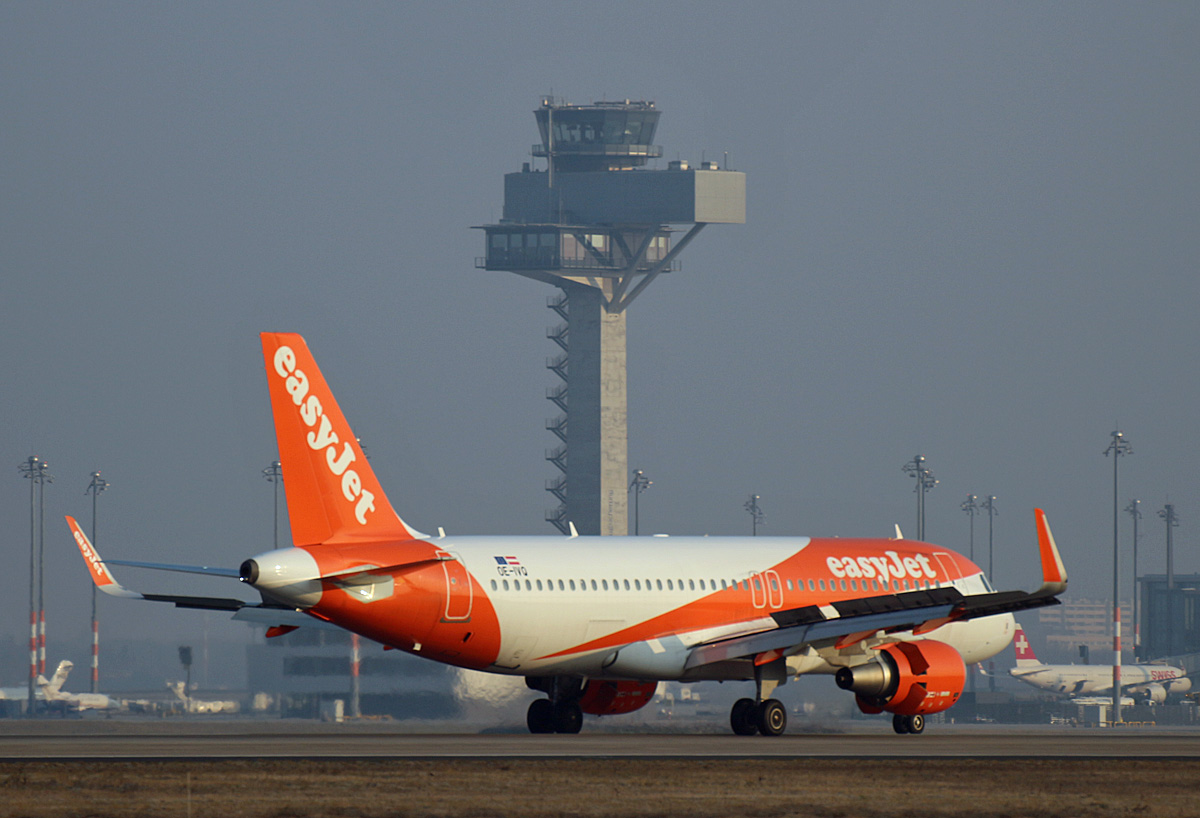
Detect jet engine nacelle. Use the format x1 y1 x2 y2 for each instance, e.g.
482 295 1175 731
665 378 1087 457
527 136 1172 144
578 680 657 716
1135 683 1167 704
835 640 966 716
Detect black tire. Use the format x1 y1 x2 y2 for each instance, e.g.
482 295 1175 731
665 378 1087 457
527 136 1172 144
892 713 910 734
553 701 583 734
527 698 555 734
757 699 787 736
908 714 925 735
730 697 758 736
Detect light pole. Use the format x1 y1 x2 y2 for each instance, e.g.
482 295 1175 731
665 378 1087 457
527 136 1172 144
262 461 282 550
19 457 45 711
628 470 651 536
1159 504 1180 657
901 455 937 540
1159 503 1179 590
1125 499 1141 659
961 494 979 563
1103 429 1132 725
85 471 110 693
744 494 764 536
980 494 998 691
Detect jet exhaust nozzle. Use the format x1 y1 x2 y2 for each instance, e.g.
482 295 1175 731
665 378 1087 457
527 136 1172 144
239 559 259 584
836 659 896 697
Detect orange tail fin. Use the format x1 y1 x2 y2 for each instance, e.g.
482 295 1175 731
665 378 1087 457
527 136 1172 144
261 332 422 546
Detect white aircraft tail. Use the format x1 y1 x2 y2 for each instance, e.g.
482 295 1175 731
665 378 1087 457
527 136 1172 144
1013 625 1041 668
37 660 74 700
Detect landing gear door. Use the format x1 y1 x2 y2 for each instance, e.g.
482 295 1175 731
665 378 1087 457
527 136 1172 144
438 550 473 622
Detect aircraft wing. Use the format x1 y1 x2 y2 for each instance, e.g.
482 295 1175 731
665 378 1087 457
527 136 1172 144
686 508 1067 670
66 515 298 619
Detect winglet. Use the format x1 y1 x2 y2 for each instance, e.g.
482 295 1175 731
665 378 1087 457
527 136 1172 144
1034 508 1068 595
66 516 143 599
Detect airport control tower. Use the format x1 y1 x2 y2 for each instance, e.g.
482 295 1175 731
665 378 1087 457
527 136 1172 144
477 99 744 535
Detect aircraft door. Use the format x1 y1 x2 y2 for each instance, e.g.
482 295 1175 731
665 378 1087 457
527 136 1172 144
437 551 473 622
766 570 783 609
748 573 768 604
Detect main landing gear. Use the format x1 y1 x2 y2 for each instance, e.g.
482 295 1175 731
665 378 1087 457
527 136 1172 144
730 697 787 736
892 713 925 734
525 676 584 734
729 662 788 736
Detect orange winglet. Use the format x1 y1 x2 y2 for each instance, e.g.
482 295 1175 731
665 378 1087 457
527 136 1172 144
1034 508 1068 593
66 516 140 598
265 625 299 639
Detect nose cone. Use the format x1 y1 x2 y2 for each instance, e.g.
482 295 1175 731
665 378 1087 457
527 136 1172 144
242 547 323 608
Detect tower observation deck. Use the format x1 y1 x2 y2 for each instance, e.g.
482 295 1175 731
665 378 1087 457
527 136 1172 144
476 98 745 535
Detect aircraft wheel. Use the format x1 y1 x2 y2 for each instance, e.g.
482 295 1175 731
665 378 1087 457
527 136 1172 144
757 699 787 736
730 697 758 735
527 698 555 734
907 714 925 734
892 713 910 734
553 701 583 734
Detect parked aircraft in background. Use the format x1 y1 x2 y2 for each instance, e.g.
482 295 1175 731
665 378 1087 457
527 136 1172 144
166 681 241 714
68 332 1069 736
36 660 117 710
0 660 73 703
1009 625 1191 703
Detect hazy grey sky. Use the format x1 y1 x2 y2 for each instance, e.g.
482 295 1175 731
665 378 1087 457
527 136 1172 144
2 2 1197 664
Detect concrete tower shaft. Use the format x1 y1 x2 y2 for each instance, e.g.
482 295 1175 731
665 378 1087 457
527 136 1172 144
476 99 744 536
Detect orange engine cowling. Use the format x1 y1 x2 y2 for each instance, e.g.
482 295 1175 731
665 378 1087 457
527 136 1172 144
578 680 658 716
835 640 966 716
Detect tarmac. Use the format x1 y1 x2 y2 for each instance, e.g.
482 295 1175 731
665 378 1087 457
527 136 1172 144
4 719 1200 760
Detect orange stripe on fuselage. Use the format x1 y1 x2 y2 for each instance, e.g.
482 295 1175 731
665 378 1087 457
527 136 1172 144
537 539 977 662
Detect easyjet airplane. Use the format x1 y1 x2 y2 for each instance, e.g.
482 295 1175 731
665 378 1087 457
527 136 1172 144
68 332 1068 736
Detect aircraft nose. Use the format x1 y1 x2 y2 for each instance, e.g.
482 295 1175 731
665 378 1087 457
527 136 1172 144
239 559 259 584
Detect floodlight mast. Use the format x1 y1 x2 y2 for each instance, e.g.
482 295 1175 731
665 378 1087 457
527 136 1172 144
961 494 979 563
1159 503 1179 590
19 456 52 713
901 455 937 541
1103 429 1132 725
476 98 745 535
262 461 283 550
85 471 110 693
629 470 651 535
1125 499 1142 659
744 494 764 536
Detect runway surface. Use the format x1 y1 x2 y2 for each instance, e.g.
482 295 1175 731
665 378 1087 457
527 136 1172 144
4 720 1200 760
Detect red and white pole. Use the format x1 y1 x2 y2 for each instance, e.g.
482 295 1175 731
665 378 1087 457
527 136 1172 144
38 611 46 676
350 633 361 719
91 618 100 691
29 611 37 686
